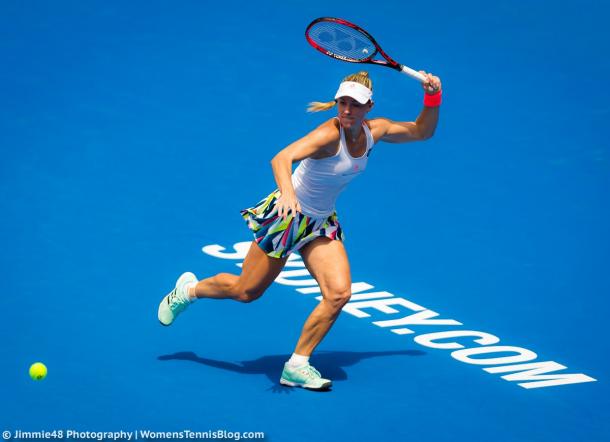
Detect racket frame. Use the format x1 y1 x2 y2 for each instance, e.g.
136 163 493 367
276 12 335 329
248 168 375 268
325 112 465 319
305 17 426 83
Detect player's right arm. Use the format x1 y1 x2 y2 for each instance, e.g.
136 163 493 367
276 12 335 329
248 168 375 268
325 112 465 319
271 119 339 219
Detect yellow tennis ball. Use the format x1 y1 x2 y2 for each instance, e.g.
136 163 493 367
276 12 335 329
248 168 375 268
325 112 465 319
29 362 47 381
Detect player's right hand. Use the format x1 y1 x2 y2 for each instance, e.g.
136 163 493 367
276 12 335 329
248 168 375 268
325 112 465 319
276 192 302 220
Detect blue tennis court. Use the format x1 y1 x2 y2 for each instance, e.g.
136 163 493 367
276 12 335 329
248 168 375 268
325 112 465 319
1 1 609 441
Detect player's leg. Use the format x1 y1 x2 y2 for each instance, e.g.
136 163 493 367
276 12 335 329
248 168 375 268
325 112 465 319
280 237 351 389
192 240 288 302
158 241 288 325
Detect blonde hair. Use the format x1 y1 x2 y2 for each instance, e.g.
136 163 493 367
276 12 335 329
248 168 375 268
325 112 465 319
307 71 373 112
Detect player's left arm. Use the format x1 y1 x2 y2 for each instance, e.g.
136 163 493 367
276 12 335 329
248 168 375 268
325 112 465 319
373 72 442 143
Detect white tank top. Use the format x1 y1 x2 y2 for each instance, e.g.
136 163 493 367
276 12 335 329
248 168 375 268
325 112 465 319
291 119 374 218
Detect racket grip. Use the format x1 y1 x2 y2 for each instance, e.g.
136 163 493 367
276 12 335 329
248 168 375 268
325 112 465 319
400 65 427 83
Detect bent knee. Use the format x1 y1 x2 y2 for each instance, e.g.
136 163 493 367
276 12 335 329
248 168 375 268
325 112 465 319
324 286 352 311
234 286 265 303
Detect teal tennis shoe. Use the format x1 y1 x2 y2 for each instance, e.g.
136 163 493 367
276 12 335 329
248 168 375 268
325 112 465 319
158 272 197 326
280 363 332 390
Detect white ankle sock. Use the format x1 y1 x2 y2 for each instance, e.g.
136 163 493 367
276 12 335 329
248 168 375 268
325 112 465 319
184 282 197 301
287 353 310 367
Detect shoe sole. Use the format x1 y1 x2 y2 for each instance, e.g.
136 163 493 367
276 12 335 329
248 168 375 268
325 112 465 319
157 272 197 326
158 294 173 326
280 378 332 390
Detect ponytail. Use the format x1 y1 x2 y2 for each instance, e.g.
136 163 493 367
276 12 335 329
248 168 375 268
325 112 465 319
307 100 337 113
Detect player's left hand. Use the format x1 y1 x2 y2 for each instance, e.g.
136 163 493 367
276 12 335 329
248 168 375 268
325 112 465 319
419 71 442 94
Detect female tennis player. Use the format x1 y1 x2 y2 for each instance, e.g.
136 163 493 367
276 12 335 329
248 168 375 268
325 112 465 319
158 70 442 390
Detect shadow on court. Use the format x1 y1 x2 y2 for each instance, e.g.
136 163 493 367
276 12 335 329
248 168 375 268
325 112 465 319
158 349 426 391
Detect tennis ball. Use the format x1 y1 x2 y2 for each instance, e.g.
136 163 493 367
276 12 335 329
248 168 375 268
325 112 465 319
362 48 369 54
29 362 47 381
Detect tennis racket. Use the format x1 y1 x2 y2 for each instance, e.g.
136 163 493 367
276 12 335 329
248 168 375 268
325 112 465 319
305 17 427 83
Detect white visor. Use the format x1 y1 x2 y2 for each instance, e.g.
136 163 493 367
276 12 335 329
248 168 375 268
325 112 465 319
334 81 372 105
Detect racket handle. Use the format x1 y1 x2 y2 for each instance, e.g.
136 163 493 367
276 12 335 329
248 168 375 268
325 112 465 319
400 65 427 83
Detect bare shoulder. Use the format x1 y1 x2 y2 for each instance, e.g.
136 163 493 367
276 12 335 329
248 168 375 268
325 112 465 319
367 117 392 130
366 118 394 142
366 117 420 144
312 118 341 142
274 118 341 163
305 118 341 158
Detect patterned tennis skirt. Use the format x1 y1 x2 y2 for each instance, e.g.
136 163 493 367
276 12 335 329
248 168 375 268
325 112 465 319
240 189 344 259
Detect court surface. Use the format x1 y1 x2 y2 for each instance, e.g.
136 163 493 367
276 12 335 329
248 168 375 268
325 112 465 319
1 1 609 441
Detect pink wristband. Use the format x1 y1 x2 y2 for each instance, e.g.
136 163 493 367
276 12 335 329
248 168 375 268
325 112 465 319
424 90 442 107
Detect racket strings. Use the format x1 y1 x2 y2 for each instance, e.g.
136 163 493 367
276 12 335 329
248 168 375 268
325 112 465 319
307 22 376 61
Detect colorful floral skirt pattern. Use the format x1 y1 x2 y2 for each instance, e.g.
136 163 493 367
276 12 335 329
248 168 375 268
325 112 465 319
240 189 344 259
